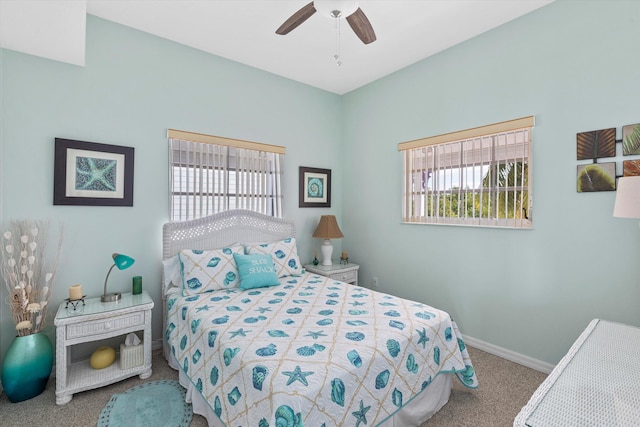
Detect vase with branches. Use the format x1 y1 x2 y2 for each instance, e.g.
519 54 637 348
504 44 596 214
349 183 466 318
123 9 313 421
1 220 63 337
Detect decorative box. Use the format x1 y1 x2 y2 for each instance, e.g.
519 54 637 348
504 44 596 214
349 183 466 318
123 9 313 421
119 342 143 369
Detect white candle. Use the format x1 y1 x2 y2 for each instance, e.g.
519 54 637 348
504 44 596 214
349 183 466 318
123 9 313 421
69 284 83 301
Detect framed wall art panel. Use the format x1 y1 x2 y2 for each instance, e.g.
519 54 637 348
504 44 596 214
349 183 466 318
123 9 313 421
576 162 616 192
53 138 134 206
576 128 616 160
622 123 640 156
623 160 640 176
299 166 331 208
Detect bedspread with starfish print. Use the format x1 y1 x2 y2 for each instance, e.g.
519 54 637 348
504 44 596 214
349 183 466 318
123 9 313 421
165 272 478 426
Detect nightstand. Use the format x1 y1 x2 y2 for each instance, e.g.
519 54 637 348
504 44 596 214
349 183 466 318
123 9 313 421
54 291 154 405
304 263 360 285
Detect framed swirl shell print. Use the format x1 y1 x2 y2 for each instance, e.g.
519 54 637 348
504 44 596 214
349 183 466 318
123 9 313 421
299 166 331 208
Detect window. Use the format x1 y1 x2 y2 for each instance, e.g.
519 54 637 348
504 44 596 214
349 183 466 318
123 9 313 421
399 116 534 228
168 129 284 221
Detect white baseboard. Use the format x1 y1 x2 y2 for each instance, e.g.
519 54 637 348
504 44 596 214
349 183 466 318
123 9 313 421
462 334 555 374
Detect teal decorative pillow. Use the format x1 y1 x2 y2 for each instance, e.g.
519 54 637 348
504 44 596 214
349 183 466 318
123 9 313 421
244 237 303 278
233 253 280 290
179 245 244 295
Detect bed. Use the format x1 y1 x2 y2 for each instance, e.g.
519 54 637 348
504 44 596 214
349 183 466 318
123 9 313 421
162 209 478 426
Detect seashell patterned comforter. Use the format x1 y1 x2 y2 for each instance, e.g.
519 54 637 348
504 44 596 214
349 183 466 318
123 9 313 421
165 272 478 426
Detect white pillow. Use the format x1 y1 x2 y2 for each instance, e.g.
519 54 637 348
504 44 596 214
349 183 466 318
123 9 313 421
162 256 181 294
178 245 244 295
244 237 303 278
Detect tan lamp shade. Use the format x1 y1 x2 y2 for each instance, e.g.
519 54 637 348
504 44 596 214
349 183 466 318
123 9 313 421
312 215 344 239
613 176 640 218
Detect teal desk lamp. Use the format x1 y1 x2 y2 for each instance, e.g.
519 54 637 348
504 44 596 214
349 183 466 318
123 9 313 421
101 253 135 302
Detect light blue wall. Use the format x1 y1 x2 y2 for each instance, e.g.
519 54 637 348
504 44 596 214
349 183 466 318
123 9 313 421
342 0 640 364
0 16 344 362
2 1 639 370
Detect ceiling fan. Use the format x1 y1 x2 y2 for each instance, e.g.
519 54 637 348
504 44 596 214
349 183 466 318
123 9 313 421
275 0 377 45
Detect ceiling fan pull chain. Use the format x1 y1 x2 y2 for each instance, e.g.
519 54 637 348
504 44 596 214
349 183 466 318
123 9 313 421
334 18 342 67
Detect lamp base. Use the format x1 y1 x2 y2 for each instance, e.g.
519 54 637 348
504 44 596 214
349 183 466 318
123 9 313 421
320 239 333 266
101 292 121 302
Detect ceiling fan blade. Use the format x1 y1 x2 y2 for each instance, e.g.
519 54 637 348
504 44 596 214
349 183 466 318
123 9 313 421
346 7 376 44
276 2 317 35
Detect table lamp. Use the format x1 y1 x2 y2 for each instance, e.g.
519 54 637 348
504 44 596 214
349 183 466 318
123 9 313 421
312 215 344 266
613 176 640 226
101 253 135 302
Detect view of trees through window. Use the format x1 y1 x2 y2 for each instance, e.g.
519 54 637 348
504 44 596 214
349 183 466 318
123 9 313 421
424 161 529 221
401 118 533 228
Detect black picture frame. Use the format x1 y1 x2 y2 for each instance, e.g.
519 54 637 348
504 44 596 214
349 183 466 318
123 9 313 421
54 138 134 206
299 166 331 208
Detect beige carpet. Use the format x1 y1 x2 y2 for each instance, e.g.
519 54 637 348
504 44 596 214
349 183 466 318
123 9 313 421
0 345 547 426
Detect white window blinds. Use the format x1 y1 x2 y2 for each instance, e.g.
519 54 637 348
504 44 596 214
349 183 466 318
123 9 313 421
399 117 534 228
168 129 284 221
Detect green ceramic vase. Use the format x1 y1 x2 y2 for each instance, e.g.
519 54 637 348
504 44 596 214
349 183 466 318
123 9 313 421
1 332 53 402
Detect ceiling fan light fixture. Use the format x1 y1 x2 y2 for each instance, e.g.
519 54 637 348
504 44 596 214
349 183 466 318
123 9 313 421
315 0 359 19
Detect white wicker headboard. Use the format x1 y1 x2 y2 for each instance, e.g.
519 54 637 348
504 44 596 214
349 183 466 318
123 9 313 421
162 209 297 260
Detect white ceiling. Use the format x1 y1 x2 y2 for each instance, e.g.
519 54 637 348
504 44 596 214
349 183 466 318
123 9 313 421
0 0 555 94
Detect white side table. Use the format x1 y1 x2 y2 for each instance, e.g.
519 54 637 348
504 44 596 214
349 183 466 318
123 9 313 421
54 291 154 405
304 263 360 285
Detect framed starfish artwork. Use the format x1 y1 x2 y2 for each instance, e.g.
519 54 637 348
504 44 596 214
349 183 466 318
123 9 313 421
54 138 134 206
